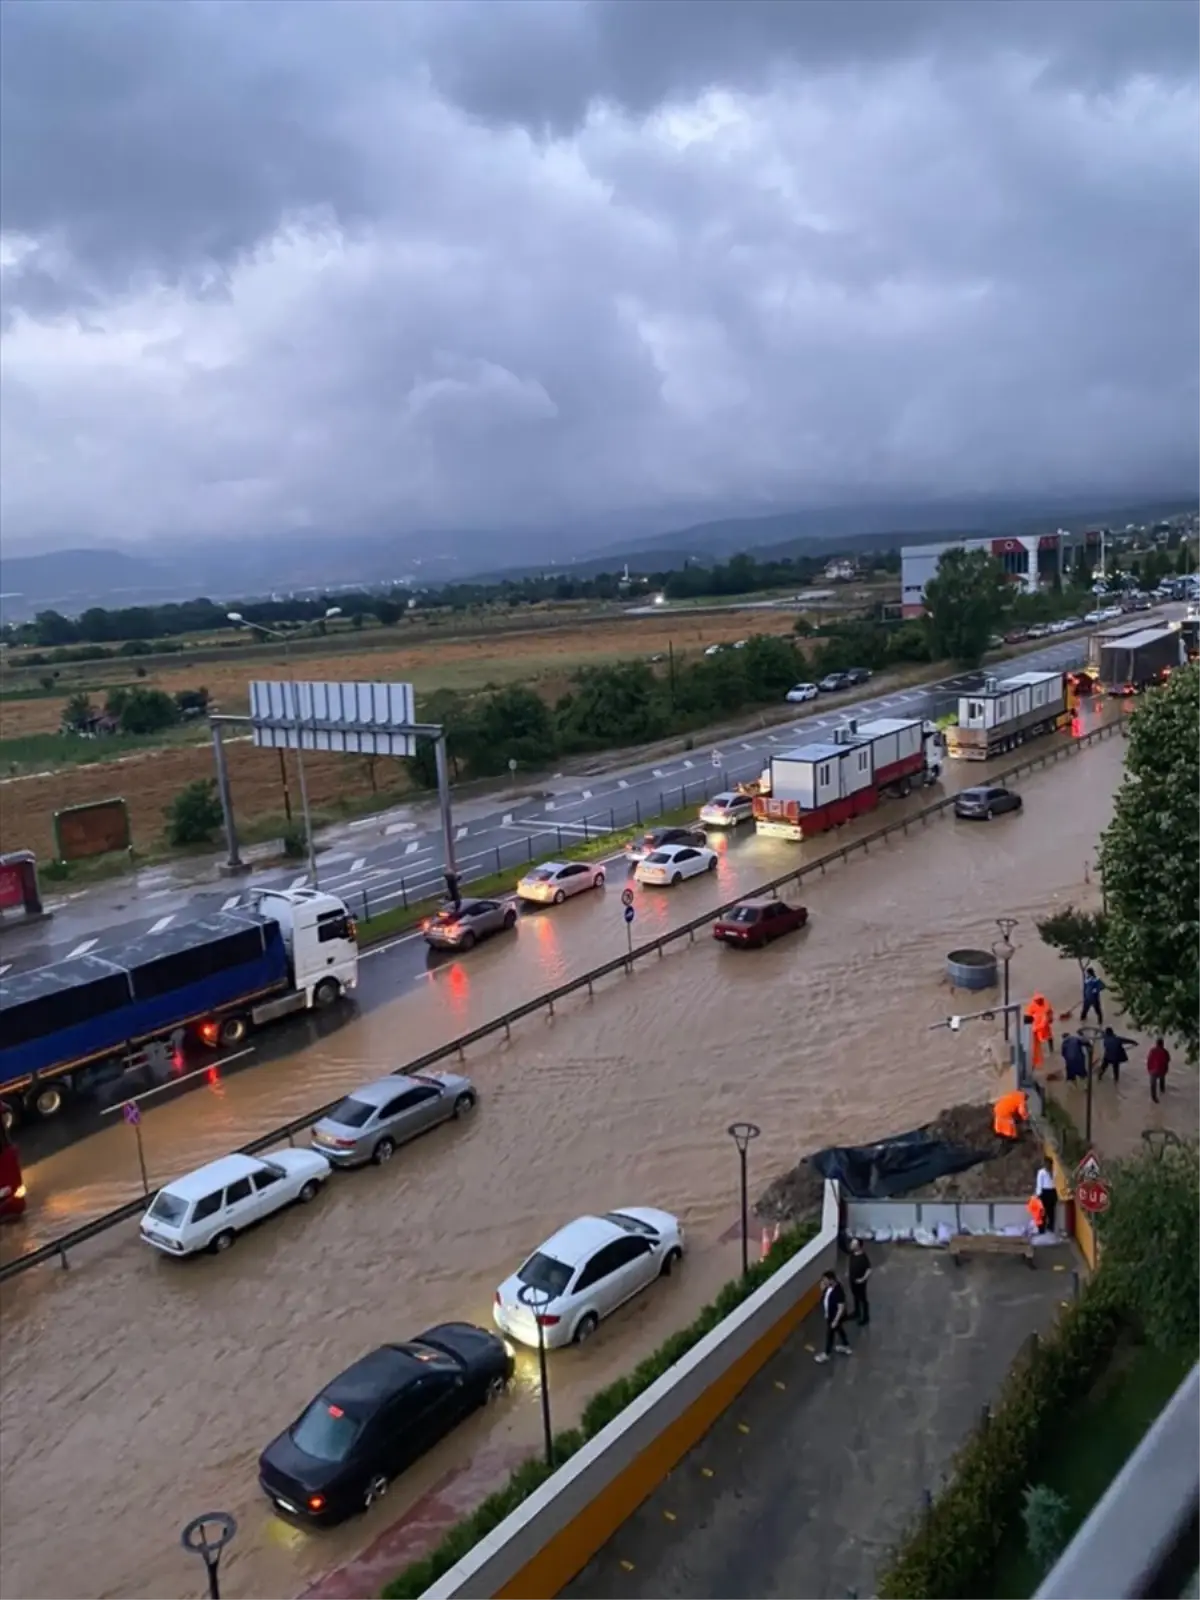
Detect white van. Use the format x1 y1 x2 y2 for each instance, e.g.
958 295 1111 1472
140 1149 330 1257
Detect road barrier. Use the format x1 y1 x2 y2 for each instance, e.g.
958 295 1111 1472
420 1181 840 1600
0 718 1122 1283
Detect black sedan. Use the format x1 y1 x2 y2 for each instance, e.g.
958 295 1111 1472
842 667 872 686
954 784 1023 820
625 825 708 864
259 1323 513 1525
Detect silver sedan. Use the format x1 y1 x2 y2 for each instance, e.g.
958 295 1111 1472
423 897 517 950
310 1071 477 1167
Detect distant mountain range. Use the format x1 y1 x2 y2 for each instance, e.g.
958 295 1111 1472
1 492 1194 618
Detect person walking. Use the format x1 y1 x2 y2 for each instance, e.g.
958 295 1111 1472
848 1239 872 1326
1027 1190 1048 1235
1147 1037 1171 1103
1081 967 1106 1024
1061 1030 1089 1083
815 1269 851 1362
1097 1027 1138 1085
1035 1162 1058 1233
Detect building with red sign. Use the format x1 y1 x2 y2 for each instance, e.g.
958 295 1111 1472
900 528 1101 618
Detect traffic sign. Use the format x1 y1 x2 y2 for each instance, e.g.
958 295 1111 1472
623 905 636 925
1074 1150 1102 1184
1076 1178 1110 1215
621 887 635 908
122 1101 141 1127
711 749 723 767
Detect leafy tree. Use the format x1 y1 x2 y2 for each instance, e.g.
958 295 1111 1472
1096 1139 1198 1351
1036 906 1109 980
166 779 224 846
923 547 1011 667
1097 665 1199 1059
557 662 667 749
116 686 179 735
60 692 95 733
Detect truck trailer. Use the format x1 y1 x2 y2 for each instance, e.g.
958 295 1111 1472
945 670 1068 761
753 716 939 841
0 888 357 1125
1097 624 1186 696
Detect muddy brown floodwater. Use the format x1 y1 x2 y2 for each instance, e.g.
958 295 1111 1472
0 733 1126 1600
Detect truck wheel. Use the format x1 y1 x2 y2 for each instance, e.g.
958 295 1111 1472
218 1016 247 1047
28 1082 67 1120
313 978 341 1009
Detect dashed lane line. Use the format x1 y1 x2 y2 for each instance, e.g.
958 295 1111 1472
148 916 175 935
351 857 367 873
221 895 241 911
66 939 99 959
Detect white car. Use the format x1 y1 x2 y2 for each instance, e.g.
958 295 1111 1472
517 860 605 905
786 682 819 703
493 1208 684 1349
704 642 725 656
635 843 718 885
139 1150 330 1257
699 791 755 827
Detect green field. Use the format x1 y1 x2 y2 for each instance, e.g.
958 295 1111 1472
0 726 211 777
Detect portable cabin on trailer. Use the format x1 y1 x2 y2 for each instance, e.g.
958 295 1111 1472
754 741 860 840
945 669 1068 761
848 716 927 795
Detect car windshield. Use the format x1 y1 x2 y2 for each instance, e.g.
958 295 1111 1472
644 851 670 864
292 1399 364 1463
328 1097 375 1128
961 790 988 802
517 1251 573 1299
149 1191 188 1225
712 794 734 805
726 906 761 924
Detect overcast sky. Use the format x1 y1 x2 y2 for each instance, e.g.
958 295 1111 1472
1 0 1197 555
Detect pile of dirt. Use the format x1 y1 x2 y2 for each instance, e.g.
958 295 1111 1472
754 1101 1044 1221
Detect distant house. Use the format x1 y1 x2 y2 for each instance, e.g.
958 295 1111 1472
63 709 120 737
823 558 858 582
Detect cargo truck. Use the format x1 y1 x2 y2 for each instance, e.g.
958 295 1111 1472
1097 624 1186 696
753 716 941 841
945 670 1069 761
0 888 357 1126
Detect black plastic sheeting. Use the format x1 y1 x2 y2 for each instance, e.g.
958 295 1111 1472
809 1125 990 1199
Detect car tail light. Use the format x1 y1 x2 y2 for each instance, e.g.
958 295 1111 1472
199 1020 220 1047
308 1494 325 1513
494 1291 502 1305
536 1314 561 1328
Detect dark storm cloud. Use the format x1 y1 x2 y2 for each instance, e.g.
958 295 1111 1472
0 0 1196 553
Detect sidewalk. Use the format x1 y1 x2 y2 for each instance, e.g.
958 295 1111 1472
563 1243 1078 1600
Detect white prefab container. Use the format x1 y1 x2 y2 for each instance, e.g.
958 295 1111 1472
768 743 849 808
852 716 922 775
948 669 1067 759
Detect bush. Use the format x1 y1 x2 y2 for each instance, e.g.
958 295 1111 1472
167 779 224 846
117 686 178 735
281 826 308 860
1022 1482 1072 1577
381 1219 821 1599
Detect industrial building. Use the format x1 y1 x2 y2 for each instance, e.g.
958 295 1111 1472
900 529 1101 618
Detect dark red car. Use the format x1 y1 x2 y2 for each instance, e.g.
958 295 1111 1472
713 897 809 948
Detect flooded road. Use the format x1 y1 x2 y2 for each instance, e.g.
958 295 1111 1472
0 727 1127 1600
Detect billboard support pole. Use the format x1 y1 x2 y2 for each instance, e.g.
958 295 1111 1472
435 731 460 906
210 723 246 875
284 679 319 888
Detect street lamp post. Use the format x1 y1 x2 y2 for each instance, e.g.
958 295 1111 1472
727 1121 762 1277
180 1512 237 1600
517 1284 554 1468
1076 1023 1103 1145
226 609 341 888
992 918 1019 1041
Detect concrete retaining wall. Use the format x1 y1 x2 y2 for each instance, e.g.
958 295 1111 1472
422 1181 841 1600
845 1197 1030 1236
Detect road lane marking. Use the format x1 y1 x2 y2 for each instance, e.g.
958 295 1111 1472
288 874 308 890
652 768 664 777
741 742 754 750
221 895 241 911
405 840 422 855
502 812 514 824
545 800 556 811
683 759 694 768
148 916 175 934
384 821 416 835
351 857 367 873
618 779 629 788
454 827 469 840
581 789 592 800
101 1048 256 1113
66 939 98 958
147 888 175 900
0 963 10 978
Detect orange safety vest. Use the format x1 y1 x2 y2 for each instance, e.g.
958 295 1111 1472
1027 995 1054 1067
1027 1194 1046 1229
993 1091 1028 1139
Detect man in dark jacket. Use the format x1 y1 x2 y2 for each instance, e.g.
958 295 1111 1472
1097 1027 1138 1085
1062 1030 1089 1082
815 1270 852 1362
847 1239 872 1326
1081 967 1106 1024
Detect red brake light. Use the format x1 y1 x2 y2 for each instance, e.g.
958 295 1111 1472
199 1021 219 1046
536 1314 561 1328
327 1403 344 1418
308 1494 325 1512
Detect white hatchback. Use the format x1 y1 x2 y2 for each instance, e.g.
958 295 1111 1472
516 860 606 905
140 1150 330 1257
493 1208 684 1349
786 682 819 703
634 843 718 886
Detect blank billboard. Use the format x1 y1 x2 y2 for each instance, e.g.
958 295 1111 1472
249 680 416 757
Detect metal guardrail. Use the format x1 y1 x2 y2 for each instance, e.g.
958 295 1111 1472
1034 1362 1199 1599
0 718 1122 1283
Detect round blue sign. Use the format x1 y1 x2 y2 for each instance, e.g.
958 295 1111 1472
623 905 636 924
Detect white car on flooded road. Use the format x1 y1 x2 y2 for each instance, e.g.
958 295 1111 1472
493 1208 685 1349
516 860 606 905
139 1150 331 1257
634 843 718 886
698 791 755 827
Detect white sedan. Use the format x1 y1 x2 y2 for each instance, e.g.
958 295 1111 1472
699 791 755 827
634 843 718 886
786 682 819 703
517 860 605 905
493 1207 685 1350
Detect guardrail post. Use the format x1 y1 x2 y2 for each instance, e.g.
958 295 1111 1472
527 835 535 862
400 877 408 909
556 827 563 851
659 790 665 813
635 800 641 825
547 998 555 1016
58 1242 69 1271
583 816 589 842
679 784 685 808
287 1131 295 1147
362 887 370 922
609 807 615 830
495 847 502 873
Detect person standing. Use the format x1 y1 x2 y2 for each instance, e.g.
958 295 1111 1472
815 1269 852 1362
1027 1191 1048 1235
1147 1037 1171 1103
848 1239 872 1326
1061 1030 1089 1083
1097 1027 1137 1085
1081 967 1106 1024
1035 1162 1058 1233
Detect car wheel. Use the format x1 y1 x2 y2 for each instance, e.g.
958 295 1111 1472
706 855 717 871
372 1137 396 1165
671 872 683 885
573 1312 600 1345
593 871 605 889
459 930 476 950
553 889 566 904
364 1474 389 1509
503 909 517 930
660 1246 683 1278
985 808 994 820
453 1091 476 1119
1014 797 1023 811
218 1015 247 1047
0 1100 15 1134
485 1373 509 1402
299 1178 322 1202
211 1229 236 1254
313 977 341 1009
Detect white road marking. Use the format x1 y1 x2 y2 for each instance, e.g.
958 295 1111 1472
66 939 98 959
221 895 242 911
319 852 354 867
454 826 469 840
351 857 367 873
767 733 779 741
582 789 592 800
618 779 629 789
0 963 10 977
148 916 175 935
741 742 755 750
683 759 694 768
288 874 308 890
101 1049 256 1113
652 768 664 778
502 812 514 825
147 888 175 900
405 840 422 855
384 821 410 836
545 800 556 812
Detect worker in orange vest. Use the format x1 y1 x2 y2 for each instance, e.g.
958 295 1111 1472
1027 1192 1047 1234
993 1089 1030 1141
1026 993 1055 1069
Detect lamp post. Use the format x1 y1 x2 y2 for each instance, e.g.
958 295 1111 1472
992 918 1019 1041
226 609 341 888
1076 1023 1103 1145
517 1284 555 1469
181 1512 236 1600
728 1121 761 1277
